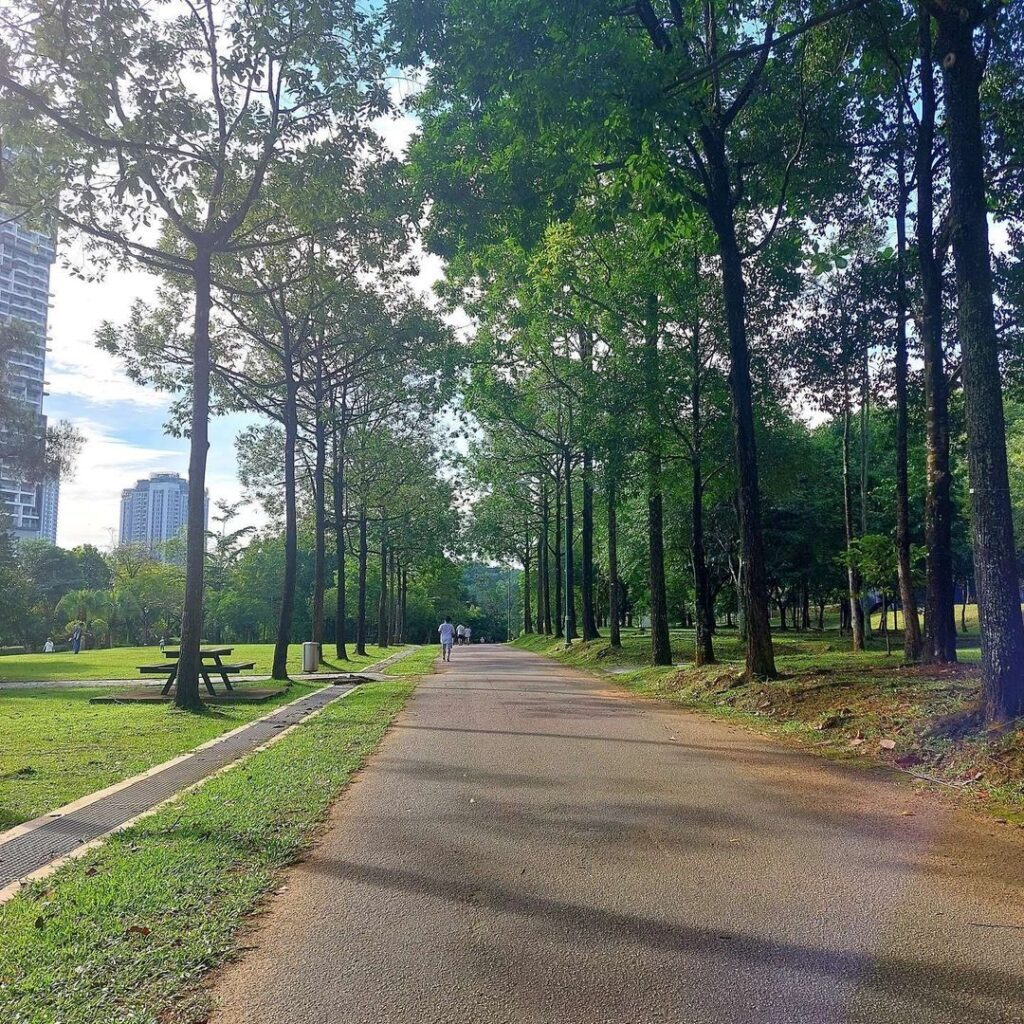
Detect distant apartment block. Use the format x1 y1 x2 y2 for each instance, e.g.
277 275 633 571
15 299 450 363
119 472 208 559
0 218 59 543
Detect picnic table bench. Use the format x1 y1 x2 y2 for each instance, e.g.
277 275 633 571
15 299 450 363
137 647 255 696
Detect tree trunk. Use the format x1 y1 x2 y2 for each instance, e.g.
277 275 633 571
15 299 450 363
937 3 1024 718
859 338 872 637
388 546 397 646
176 247 213 710
607 472 622 649
706 157 776 679
272 341 298 682
691 402 715 666
842 394 866 652
332 420 348 661
581 449 599 640
554 466 563 638
540 479 552 634
356 508 368 656
563 445 578 642
523 536 533 634
397 565 405 643
893 108 923 662
643 294 672 667
311 408 327 664
919 5 958 665
377 537 388 647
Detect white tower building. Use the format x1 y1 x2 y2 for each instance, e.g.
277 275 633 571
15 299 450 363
0 218 58 543
119 472 208 560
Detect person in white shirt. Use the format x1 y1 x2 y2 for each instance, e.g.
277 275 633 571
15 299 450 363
464 624 473 644
455 622 465 646
43 637 55 653
438 618 456 661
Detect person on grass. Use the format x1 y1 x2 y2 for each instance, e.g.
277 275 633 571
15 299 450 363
439 617 456 661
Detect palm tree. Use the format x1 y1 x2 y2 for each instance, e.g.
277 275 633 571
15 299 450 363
55 588 110 648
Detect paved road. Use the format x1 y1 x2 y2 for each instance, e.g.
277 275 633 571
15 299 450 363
208 645 1024 1023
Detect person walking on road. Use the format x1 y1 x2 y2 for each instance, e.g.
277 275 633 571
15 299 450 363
455 622 465 646
464 624 473 645
439 618 456 662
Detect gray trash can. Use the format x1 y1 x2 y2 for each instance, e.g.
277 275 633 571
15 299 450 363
302 641 319 673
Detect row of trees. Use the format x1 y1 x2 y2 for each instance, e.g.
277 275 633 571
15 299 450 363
0 528 514 654
398 0 1024 721
0 0 466 704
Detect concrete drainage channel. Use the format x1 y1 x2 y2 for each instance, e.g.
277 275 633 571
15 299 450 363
0 646 420 901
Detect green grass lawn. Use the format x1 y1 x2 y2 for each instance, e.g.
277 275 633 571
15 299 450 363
0 677 418 1024
512 624 969 672
0 644 402 830
0 642 395 683
381 644 438 677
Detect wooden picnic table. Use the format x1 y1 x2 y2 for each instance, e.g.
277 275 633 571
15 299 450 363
137 647 255 696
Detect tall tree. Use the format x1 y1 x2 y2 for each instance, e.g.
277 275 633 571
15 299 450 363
6 0 392 706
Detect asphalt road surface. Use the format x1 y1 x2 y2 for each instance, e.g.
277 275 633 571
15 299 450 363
208 645 1024 1024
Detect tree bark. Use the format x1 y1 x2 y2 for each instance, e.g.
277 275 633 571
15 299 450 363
936 2 1024 718
690 319 715 666
377 537 389 647
272 337 298 682
563 444 578 642
175 247 213 710
607 472 622 649
581 449 600 640
523 535 533 633
705 152 776 679
332 419 348 661
842 393 866 652
400 566 408 644
311 406 327 664
554 465 563 638
894 108 923 661
356 508 368 656
643 294 672 666
918 5 959 665
859 333 872 637
540 479 552 633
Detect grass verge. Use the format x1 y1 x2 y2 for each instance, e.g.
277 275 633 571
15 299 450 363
0 677 418 1024
0 681 329 831
513 629 1023 823
0 647 403 830
381 645 439 677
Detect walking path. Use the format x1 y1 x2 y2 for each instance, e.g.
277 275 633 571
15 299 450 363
0 647 415 900
208 644 1024 1024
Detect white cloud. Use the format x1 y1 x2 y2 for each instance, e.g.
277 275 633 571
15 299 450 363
56 419 182 548
49 244 164 408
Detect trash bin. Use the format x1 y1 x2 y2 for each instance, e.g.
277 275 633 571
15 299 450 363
302 641 319 673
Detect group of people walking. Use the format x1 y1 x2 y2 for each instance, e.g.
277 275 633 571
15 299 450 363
437 618 474 662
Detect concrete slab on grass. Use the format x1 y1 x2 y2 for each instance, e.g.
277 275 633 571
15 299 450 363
89 686 288 704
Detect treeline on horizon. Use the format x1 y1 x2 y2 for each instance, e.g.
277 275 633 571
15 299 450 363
0 531 518 654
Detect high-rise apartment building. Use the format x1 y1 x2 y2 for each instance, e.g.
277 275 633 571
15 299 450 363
0 218 58 543
119 472 208 559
